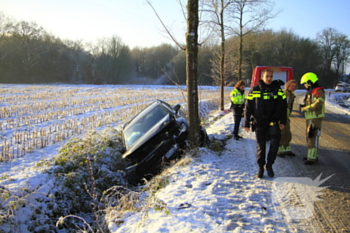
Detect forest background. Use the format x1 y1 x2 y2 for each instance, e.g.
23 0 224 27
0 6 349 88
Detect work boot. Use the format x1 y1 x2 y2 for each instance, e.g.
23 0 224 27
285 151 296 156
265 164 274 178
256 165 264 179
303 156 317 165
304 160 315 165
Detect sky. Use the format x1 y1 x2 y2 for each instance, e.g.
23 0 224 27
0 0 350 48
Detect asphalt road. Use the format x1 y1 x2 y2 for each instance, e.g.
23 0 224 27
277 91 350 232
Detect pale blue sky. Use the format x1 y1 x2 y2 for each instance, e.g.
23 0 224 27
0 0 349 48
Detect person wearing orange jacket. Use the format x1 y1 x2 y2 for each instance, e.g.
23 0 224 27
299 72 325 165
278 80 297 157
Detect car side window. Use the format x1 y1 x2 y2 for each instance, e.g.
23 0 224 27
145 106 167 126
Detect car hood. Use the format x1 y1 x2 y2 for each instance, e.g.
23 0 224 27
122 114 172 159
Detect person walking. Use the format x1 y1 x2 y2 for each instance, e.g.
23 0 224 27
230 80 246 140
244 69 287 178
277 80 297 157
299 72 325 165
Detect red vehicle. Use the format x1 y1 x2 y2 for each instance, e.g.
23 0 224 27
250 66 294 87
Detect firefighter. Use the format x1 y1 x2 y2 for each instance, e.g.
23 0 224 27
278 80 297 157
230 80 246 140
299 72 325 165
244 69 287 178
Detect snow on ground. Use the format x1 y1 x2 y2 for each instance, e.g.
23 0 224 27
110 111 292 233
108 111 297 232
0 87 349 232
108 90 350 233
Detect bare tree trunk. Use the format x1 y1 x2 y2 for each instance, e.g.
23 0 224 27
145 0 201 146
186 0 201 146
220 1 225 110
232 0 278 81
238 8 243 80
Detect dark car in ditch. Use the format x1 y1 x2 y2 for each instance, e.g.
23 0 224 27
121 99 208 182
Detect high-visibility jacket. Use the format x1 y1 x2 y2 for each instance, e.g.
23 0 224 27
303 87 325 120
244 80 287 128
230 88 245 105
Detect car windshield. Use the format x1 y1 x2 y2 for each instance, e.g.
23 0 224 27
124 105 169 149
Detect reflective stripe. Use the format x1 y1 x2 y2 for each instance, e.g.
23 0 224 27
248 91 261 100
263 93 277 100
307 129 320 160
304 103 325 119
278 145 292 153
305 112 325 119
278 146 286 153
307 148 318 160
278 91 286 99
248 89 285 100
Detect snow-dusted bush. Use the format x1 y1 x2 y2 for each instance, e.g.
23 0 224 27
47 126 128 231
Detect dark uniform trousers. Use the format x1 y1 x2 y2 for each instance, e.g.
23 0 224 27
233 107 243 136
255 123 281 166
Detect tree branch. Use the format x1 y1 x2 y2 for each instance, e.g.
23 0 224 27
146 0 186 50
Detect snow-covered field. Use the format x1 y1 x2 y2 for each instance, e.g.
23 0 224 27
0 84 349 232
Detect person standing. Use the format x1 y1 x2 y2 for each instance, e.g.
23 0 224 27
277 80 297 157
244 69 287 178
299 72 325 165
230 80 246 140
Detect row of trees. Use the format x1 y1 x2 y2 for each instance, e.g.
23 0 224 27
0 10 349 87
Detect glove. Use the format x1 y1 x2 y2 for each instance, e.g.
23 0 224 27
299 104 306 111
